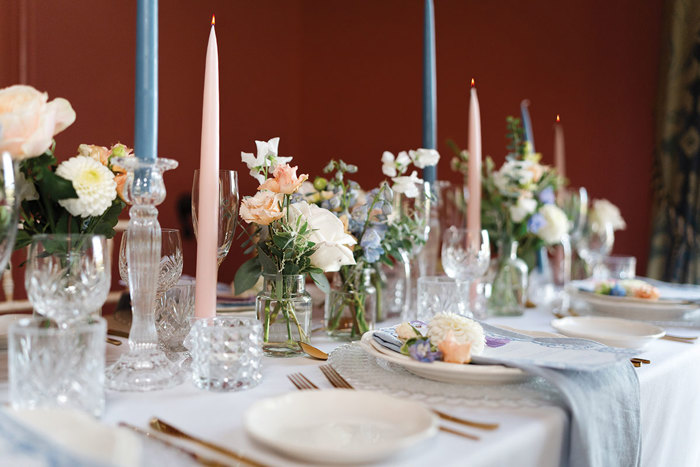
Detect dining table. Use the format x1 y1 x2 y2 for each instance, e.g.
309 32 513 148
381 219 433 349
1 304 699 467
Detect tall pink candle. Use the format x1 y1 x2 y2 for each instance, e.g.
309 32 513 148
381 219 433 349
194 16 220 318
554 114 566 179
467 79 482 249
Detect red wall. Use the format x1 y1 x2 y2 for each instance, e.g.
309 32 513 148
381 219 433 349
1 0 664 296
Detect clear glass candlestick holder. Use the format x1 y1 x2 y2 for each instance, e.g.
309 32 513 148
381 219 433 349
105 156 183 391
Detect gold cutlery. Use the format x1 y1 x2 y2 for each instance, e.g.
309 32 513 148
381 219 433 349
297 341 328 360
105 337 122 346
439 425 480 440
318 364 499 431
661 335 696 343
149 417 268 467
107 328 130 339
119 422 228 467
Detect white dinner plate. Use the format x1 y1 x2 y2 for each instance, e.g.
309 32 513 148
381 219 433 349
0 314 28 350
244 390 437 464
569 286 700 321
551 316 665 349
360 332 530 385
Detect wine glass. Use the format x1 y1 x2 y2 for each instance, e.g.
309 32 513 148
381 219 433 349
120 228 183 298
192 170 239 266
0 152 18 273
26 234 110 326
441 227 491 281
575 218 614 279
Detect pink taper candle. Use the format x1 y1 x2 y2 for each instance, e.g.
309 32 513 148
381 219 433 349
467 79 482 249
194 15 220 318
554 114 566 179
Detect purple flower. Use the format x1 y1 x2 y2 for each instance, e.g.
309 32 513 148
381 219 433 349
527 213 546 233
538 187 555 205
360 228 384 263
486 336 511 348
408 340 442 362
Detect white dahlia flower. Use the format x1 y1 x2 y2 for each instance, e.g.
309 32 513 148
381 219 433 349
56 155 117 217
427 313 485 355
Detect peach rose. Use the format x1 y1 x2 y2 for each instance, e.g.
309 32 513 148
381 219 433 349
78 144 110 166
257 163 308 194
437 330 473 364
240 191 285 225
0 85 76 160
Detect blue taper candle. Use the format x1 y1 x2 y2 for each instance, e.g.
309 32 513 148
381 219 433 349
422 0 437 183
134 0 158 163
520 99 535 153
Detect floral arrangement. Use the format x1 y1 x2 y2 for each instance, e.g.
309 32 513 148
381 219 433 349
234 137 356 345
589 199 626 233
0 85 129 250
395 313 485 364
451 117 568 268
594 279 659 300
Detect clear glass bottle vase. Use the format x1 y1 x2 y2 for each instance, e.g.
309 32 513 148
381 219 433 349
488 240 528 316
325 267 377 341
255 274 311 357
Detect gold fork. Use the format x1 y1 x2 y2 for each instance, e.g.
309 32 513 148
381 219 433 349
318 365 499 431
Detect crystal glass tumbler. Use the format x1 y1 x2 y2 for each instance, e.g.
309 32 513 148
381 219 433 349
417 276 471 322
188 316 263 392
9 317 106 417
156 279 196 361
25 234 110 326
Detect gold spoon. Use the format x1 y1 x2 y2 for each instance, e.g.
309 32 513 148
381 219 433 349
298 341 328 360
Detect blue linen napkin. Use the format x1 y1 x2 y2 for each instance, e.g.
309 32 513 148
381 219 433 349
372 323 641 467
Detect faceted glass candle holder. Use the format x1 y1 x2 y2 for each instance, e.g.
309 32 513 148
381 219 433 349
188 317 263 392
9 317 106 417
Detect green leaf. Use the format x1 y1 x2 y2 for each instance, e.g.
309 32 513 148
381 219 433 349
39 170 76 200
257 247 278 274
233 256 261 295
310 270 330 294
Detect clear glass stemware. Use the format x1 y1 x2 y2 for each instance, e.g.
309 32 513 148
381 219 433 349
441 227 491 281
119 228 183 298
192 170 239 266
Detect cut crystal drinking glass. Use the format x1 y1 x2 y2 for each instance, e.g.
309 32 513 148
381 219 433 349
192 170 239 266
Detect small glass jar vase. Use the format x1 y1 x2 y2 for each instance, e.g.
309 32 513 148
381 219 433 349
325 267 377 341
256 274 312 357
488 240 528 316
376 248 410 322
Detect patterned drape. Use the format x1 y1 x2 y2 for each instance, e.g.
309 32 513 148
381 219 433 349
648 0 700 283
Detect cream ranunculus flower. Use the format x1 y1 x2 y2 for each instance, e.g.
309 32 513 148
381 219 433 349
239 190 285 225
509 196 537 223
409 148 440 169
55 156 117 217
288 201 356 272
0 85 76 160
535 204 569 244
427 313 485 355
590 199 626 231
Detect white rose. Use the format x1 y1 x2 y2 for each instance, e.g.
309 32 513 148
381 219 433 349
535 204 569 244
590 199 626 231
409 148 440 168
287 201 357 272
0 85 76 161
391 171 423 198
509 196 537 223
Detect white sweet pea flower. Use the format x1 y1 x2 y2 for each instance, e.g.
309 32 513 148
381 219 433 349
240 137 292 184
509 196 537 223
590 199 626 231
392 171 423 198
287 201 357 273
381 151 411 177
409 148 440 169
535 204 569 244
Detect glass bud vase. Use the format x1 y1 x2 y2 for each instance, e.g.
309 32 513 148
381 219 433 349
488 241 528 316
326 267 377 341
255 274 311 357
376 248 410 322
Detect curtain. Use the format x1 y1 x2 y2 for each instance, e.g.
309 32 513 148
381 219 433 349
648 0 700 283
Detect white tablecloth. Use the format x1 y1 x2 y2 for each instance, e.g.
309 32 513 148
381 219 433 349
2 307 699 466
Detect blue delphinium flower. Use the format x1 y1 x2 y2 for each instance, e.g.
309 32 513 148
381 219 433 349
361 228 384 263
538 186 555 205
408 339 442 363
610 283 627 296
527 212 546 233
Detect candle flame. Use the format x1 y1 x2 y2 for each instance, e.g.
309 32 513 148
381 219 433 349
211 14 215 26
470 78 475 88
556 114 560 123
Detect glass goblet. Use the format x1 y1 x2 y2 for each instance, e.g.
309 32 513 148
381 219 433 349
119 228 183 298
26 234 110 326
441 227 491 281
575 219 614 279
192 170 239 266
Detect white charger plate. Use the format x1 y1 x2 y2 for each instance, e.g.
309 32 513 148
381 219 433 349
244 390 437 464
360 332 529 385
0 314 28 350
569 285 700 321
551 316 665 349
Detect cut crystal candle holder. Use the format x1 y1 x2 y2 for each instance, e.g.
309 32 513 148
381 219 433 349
105 157 183 391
